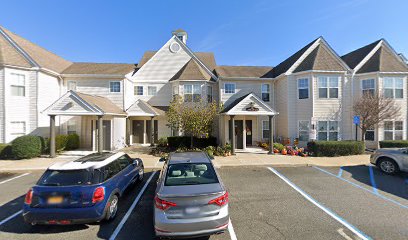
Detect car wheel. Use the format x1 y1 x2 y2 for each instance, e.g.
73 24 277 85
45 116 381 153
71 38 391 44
104 194 119 221
378 158 399 174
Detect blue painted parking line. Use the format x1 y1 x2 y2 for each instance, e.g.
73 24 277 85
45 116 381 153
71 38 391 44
313 166 408 209
368 166 379 195
337 167 343 178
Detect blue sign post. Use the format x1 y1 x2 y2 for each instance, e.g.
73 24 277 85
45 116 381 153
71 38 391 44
353 116 360 140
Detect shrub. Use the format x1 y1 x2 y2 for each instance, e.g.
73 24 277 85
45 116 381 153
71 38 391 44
379 140 408 148
273 143 285 151
307 141 364 157
167 136 217 149
66 134 80 150
56 135 68 152
0 144 12 159
11 135 42 159
157 137 168 147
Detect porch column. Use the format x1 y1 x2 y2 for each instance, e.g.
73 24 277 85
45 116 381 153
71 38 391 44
126 118 130 146
49 115 56 158
230 115 235 155
150 117 154 146
268 115 274 155
98 115 103 153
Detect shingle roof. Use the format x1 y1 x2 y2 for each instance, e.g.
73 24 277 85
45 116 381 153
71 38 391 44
0 26 72 73
0 28 32 68
171 59 210 81
62 62 135 75
357 46 408 73
75 92 125 115
215 66 273 78
341 40 381 69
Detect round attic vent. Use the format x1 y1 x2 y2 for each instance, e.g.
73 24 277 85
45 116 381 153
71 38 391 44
170 42 181 53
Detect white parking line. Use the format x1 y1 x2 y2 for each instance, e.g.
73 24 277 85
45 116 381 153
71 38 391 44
228 218 238 240
0 173 30 185
0 210 23 226
267 167 372 240
109 171 157 240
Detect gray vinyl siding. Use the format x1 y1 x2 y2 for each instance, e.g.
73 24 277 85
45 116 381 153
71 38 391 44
0 67 4 142
274 76 289 139
28 71 37 134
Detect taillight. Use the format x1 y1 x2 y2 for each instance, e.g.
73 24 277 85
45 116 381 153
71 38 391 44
208 191 228 206
24 189 33 205
154 195 176 211
92 187 105 203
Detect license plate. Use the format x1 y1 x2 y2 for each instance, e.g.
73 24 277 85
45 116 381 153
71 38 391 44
185 207 200 214
47 196 63 204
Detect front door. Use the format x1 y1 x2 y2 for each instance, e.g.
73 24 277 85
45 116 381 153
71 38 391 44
132 120 144 144
146 120 158 144
245 120 252 146
103 120 111 151
235 120 244 149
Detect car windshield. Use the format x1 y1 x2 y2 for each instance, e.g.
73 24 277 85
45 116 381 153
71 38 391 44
38 170 95 186
165 163 219 186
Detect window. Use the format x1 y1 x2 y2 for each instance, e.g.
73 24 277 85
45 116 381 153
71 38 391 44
365 126 375 141
298 121 310 141
67 81 77 91
224 83 235 94
362 79 375 96
38 170 94 186
298 78 309 99
148 86 157 96
177 35 184 42
383 77 403 99
384 121 404 140
134 86 143 95
207 85 213 103
318 76 339 98
10 73 25 96
262 120 270 139
184 84 201 102
67 120 76 135
317 121 339 141
10 121 25 135
165 163 219 186
261 84 270 102
104 160 122 181
118 155 132 169
109 81 121 93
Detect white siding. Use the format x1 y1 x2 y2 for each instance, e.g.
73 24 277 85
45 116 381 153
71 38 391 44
274 76 289 139
113 117 126 150
0 67 4 142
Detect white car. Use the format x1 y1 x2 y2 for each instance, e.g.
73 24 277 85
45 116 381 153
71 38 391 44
370 148 408 174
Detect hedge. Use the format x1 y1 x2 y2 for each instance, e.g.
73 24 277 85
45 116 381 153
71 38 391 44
0 144 12 159
379 140 408 148
307 141 365 157
66 134 80 150
167 136 217 148
11 135 42 159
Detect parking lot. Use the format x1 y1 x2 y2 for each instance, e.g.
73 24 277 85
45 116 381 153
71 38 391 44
0 165 407 240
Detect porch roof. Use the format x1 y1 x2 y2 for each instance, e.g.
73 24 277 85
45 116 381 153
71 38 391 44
220 93 278 116
126 99 166 116
43 90 126 116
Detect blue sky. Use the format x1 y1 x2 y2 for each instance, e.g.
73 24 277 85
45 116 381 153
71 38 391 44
1 0 407 66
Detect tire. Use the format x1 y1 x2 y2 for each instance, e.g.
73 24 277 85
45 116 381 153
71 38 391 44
104 194 119 221
377 158 399 174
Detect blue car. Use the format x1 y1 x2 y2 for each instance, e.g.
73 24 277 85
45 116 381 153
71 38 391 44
23 152 144 225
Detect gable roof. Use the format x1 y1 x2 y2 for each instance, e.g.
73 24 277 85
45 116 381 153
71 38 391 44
215 66 273 78
0 26 72 73
220 93 251 113
341 40 381 69
220 92 278 115
357 46 408 73
62 62 135 75
171 59 211 81
75 92 125 115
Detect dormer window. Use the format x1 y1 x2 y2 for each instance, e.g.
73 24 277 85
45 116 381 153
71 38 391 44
177 35 183 42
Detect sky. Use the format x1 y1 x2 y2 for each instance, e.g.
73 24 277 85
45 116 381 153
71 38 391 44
1 0 407 66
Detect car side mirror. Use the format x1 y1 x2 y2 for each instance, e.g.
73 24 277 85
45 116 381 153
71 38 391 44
159 157 166 162
133 158 141 166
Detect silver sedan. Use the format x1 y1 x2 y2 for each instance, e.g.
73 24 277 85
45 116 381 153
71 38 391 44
370 148 408 174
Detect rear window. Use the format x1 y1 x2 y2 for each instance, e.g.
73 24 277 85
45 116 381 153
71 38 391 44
165 163 219 186
37 170 99 186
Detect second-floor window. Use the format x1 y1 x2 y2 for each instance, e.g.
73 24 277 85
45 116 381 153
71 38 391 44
110 81 121 93
298 78 309 99
184 84 201 102
10 73 25 96
224 83 236 94
318 120 339 141
384 121 403 140
383 77 403 99
148 86 157 96
134 86 143 95
67 81 77 91
207 85 213 103
262 84 270 102
318 76 339 99
362 79 375 96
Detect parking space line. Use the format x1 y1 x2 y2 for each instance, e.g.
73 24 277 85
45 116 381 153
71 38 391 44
0 173 30 185
228 218 237 240
368 166 379 195
313 166 408 209
337 167 343 178
109 171 157 240
267 167 372 240
0 210 22 226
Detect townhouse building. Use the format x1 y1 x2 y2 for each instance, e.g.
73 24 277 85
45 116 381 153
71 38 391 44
0 26 407 154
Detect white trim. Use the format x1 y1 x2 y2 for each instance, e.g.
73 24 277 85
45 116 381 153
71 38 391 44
61 73 127 78
109 80 122 93
316 75 340 99
297 77 309 100
261 83 270 102
225 93 278 116
262 120 270 139
360 78 376 95
286 38 321 75
42 90 102 115
224 82 236 94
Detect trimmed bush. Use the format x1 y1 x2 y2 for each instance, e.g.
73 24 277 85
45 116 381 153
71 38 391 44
167 136 217 149
273 143 285 151
379 140 408 148
157 137 168 147
307 141 364 157
11 135 42 159
0 144 12 159
66 134 80 150
56 135 68 152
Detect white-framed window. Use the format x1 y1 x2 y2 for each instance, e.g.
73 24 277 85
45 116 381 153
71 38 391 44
365 126 375 141
383 77 403 99
362 79 375 96
317 120 339 141
67 81 77 91
297 78 309 99
207 85 213 103
184 84 201 102
262 120 270 139
261 84 270 102
10 73 25 96
67 120 76 135
318 76 339 99
224 83 236 94
384 121 404 140
10 121 26 135
134 86 143 95
148 86 157 96
109 81 121 93
298 121 310 141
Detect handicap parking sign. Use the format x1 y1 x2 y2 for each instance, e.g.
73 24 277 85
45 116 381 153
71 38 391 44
353 116 360 125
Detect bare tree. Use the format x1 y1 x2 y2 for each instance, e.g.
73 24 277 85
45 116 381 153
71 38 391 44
353 93 401 145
